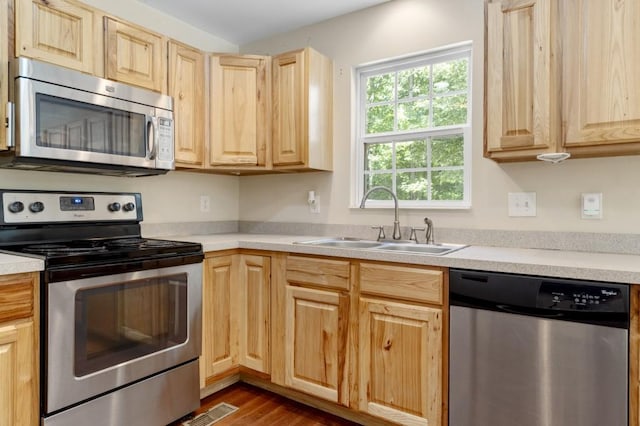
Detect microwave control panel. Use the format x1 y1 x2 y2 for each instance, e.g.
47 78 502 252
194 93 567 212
157 117 173 162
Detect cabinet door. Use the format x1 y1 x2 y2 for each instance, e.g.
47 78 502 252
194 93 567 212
272 49 306 166
16 0 99 74
359 298 442 425
238 254 270 373
0 321 37 426
485 0 559 160
561 0 640 157
169 41 205 168
201 255 238 386
284 285 349 405
105 17 166 92
209 54 270 166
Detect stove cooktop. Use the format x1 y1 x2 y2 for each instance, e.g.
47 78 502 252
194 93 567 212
3 237 203 268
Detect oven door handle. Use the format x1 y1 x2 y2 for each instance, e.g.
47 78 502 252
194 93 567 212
146 116 158 161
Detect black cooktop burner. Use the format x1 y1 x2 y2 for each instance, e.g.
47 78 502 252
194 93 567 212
22 242 108 255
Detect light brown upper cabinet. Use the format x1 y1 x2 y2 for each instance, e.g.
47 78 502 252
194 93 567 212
1 0 9 150
209 54 271 170
15 0 102 75
484 0 560 161
561 0 640 158
104 17 166 93
169 41 205 168
272 47 333 171
485 0 640 162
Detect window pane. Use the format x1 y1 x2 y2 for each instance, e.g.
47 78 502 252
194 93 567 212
365 143 393 171
364 174 393 199
396 140 427 169
432 135 464 167
432 170 464 200
397 171 427 200
366 104 395 134
398 66 430 99
398 100 429 130
433 58 468 94
433 94 467 126
366 73 394 103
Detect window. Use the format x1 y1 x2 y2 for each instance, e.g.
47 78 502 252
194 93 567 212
354 43 472 208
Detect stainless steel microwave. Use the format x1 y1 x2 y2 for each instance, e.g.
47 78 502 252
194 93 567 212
3 57 174 176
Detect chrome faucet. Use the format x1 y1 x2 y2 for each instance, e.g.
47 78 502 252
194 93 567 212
359 186 402 240
424 217 435 244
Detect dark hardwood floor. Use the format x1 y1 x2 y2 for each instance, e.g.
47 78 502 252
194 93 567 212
173 383 361 425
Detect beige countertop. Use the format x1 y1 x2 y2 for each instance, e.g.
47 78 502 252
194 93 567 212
4 232 639 284
168 233 640 284
0 252 44 275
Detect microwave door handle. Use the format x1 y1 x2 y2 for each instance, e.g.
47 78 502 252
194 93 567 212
147 116 158 160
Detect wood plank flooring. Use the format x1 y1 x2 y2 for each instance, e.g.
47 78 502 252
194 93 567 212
173 383 361 425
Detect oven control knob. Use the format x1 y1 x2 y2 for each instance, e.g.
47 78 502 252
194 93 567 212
7 201 24 213
29 201 44 213
108 202 121 212
123 202 135 212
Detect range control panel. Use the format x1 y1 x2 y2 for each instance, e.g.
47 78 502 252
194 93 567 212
538 282 626 312
1 191 142 224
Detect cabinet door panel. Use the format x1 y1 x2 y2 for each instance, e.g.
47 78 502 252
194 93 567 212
169 41 205 167
0 321 36 426
562 0 640 154
272 51 305 166
201 256 238 384
105 17 165 92
210 55 269 166
485 0 557 160
238 254 270 373
284 285 348 405
359 298 442 425
16 0 98 74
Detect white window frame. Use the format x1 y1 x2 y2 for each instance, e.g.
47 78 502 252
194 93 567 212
352 42 472 209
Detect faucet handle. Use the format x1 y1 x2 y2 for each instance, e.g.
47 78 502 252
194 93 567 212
371 225 385 241
409 227 426 243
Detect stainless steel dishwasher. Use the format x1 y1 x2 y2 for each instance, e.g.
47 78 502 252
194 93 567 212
449 269 629 426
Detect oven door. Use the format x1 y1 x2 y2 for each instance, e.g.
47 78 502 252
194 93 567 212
45 262 201 414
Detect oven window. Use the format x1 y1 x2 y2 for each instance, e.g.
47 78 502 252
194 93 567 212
74 273 187 377
36 94 146 157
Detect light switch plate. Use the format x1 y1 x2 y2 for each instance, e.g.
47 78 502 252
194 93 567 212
508 192 536 217
581 193 602 219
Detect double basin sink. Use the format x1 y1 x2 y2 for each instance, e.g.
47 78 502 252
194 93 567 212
294 237 467 256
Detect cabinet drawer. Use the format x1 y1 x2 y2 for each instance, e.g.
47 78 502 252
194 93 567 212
286 256 350 290
0 274 35 322
359 263 443 305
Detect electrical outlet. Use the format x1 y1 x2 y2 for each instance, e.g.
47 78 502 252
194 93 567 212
309 195 320 214
508 192 536 217
200 195 210 213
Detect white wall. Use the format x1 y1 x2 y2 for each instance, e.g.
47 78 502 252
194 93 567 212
0 1 240 225
239 0 640 234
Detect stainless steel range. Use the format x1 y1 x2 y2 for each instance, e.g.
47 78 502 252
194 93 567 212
0 190 203 426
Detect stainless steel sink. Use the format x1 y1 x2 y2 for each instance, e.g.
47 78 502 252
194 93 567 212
374 242 467 255
294 237 466 255
294 237 383 249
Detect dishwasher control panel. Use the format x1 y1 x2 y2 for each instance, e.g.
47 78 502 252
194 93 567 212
538 282 625 311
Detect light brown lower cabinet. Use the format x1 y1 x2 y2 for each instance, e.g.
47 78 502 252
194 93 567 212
0 272 39 426
283 285 349 405
630 285 640 426
200 252 270 388
358 297 442 425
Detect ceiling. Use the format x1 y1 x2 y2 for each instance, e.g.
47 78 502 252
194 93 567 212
137 0 390 45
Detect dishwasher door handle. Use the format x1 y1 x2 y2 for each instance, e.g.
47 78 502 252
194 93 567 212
496 304 565 318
